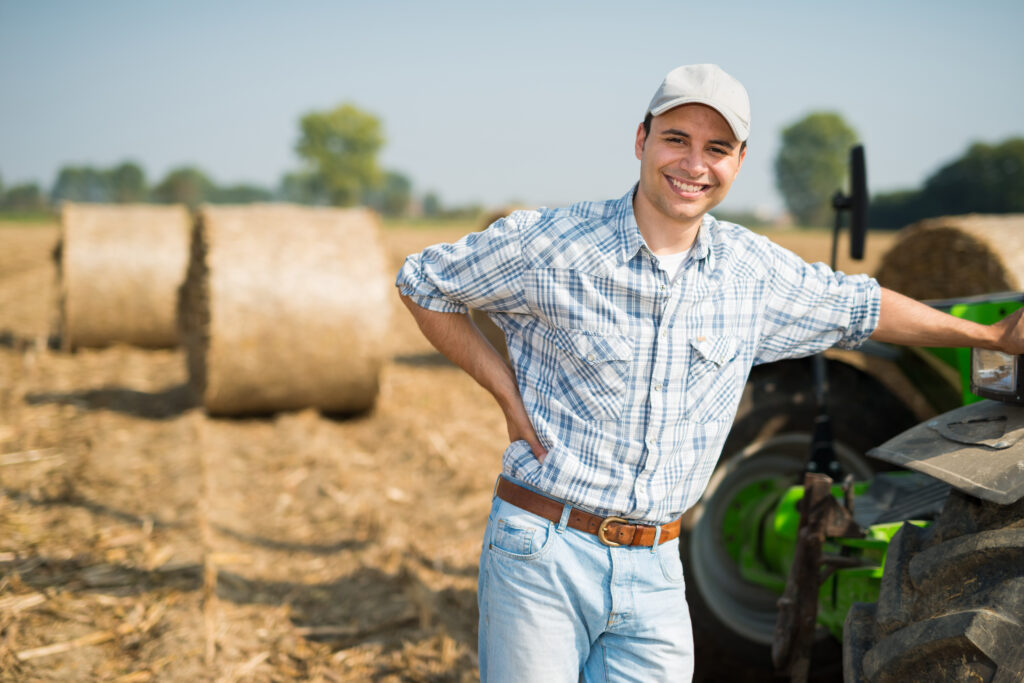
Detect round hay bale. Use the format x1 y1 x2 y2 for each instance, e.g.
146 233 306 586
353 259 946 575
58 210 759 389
59 202 192 349
180 204 392 416
874 214 1024 300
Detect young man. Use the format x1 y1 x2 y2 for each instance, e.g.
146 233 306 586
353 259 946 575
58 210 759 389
396 64 1024 681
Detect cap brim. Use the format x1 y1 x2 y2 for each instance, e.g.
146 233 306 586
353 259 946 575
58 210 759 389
649 96 749 142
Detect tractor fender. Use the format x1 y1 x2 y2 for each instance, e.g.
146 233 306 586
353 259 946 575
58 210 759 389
824 343 960 423
867 401 1024 505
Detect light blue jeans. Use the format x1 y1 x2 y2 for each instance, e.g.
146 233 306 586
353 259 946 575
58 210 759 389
477 483 694 682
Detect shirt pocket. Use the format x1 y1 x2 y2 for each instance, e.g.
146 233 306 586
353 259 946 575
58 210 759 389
685 335 744 423
553 329 634 422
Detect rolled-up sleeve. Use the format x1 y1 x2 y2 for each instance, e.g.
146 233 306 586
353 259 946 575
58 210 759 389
395 212 531 315
755 244 881 364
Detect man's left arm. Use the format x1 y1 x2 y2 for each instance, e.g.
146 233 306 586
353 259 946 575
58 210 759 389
870 287 1024 354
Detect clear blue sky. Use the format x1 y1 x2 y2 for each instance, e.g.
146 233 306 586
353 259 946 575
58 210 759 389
2 0 1022 215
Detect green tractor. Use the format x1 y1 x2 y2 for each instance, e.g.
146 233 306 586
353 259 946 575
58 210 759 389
683 147 1024 681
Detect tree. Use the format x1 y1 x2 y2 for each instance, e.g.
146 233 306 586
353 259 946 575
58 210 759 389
51 165 112 203
210 184 274 204
364 171 412 217
422 192 441 217
1 183 47 211
775 112 858 227
921 138 1024 214
151 167 214 208
277 171 330 205
869 137 1024 228
108 161 147 203
295 103 384 206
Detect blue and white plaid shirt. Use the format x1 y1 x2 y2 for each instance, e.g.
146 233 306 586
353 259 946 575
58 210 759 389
397 188 880 524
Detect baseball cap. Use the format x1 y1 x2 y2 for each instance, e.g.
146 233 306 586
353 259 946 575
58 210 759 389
646 64 750 142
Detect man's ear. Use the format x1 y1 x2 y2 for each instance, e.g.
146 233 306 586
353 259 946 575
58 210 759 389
737 144 747 171
635 122 646 160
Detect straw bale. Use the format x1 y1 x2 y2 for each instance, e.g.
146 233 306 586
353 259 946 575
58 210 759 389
59 203 191 348
874 214 1024 300
180 204 392 415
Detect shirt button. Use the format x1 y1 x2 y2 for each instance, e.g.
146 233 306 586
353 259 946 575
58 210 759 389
654 385 661 392
587 353 596 362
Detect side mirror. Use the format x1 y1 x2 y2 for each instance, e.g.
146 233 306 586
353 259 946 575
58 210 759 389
831 144 868 263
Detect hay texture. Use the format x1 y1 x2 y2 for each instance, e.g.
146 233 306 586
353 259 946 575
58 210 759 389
180 204 391 416
59 203 191 348
874 214 1024 300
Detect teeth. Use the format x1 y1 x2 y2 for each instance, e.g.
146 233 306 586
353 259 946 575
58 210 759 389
669 177 705 193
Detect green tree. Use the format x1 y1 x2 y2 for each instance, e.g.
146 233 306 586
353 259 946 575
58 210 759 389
211 183 274 204
869 137 1024 229
364 171 412 217
1 183 47 211
295 103 384 206
51 165 112 203
422 192 441 217
775 112 858 227
277 171 330 205
151 166 214 208
108 161 148 203
922 138 1024 214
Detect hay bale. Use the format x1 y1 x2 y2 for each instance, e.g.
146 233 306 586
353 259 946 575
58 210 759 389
59 203 192 349
180 204 392 416
874 214 1024 300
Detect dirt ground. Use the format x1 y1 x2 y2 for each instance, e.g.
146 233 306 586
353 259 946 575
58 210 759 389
0 218 894 681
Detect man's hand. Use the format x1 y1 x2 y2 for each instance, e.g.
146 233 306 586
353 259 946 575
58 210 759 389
992 308 1024 355
500 391 548 463
399 294 548 462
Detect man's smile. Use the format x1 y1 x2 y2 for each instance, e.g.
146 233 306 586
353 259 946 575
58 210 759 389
665 174 711 197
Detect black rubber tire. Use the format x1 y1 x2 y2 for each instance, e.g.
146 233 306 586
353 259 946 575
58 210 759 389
682 358 920 682
843 490 1024 682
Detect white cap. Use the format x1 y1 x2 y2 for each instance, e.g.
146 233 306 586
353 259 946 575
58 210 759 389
646 64 750 142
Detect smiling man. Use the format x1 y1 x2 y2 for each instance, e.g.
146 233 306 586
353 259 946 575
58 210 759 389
395 64 1024 682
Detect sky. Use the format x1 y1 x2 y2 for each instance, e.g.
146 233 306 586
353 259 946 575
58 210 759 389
2 0 1022 216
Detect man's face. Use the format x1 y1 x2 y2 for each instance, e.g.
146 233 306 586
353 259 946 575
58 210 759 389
634 104 746 230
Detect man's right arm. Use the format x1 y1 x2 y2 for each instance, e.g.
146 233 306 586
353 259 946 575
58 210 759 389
399 294 547 461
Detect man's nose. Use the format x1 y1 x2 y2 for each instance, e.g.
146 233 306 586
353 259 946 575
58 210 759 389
678 148 708 176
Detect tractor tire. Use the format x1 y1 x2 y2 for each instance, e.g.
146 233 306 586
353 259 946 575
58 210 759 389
682 358 919 682
843 490 1024 682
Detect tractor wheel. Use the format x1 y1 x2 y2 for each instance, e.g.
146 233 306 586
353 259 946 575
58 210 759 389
843 490 1024 682
682 358 919 681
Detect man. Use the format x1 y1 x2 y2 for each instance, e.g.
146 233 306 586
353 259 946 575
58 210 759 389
395 64 1024 681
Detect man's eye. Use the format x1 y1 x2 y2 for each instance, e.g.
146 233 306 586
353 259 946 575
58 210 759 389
709 147 727 156
665 137 685 144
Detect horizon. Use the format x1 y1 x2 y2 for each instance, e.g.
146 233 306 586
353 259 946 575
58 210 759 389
2 1 1022 215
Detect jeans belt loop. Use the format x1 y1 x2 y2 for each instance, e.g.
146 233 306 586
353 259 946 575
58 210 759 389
651 523 662 552
556 503 572 533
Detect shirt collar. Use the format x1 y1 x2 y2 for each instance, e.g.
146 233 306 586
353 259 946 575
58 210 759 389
615 185 716 269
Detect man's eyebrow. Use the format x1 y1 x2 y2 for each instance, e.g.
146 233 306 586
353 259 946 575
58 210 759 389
660 128 736 150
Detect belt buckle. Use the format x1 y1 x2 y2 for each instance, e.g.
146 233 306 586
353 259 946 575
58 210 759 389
597 516 628 547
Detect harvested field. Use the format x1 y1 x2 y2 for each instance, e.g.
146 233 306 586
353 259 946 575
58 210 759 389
0 219 894 681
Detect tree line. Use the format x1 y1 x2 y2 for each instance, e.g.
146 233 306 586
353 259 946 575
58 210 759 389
0 102 473 220
3 104 1021 228
775 112 1024 229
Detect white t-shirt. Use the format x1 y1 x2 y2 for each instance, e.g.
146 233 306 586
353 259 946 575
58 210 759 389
654 247 692 282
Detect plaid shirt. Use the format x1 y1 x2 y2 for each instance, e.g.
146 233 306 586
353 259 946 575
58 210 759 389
397 188 880 524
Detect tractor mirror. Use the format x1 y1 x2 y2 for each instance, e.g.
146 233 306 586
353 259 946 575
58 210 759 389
848 145 867 261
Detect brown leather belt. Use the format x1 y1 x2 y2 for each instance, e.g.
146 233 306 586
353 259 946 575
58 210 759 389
494 477 681 547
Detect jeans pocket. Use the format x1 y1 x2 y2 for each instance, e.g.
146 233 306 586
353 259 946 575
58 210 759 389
658 539 686 584
488 499 554 561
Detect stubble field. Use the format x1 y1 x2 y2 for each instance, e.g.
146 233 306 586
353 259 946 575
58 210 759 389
0 218 894 681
